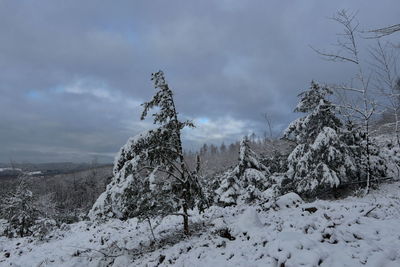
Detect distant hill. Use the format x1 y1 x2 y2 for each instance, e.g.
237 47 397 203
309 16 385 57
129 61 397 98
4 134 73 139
0 162 113 178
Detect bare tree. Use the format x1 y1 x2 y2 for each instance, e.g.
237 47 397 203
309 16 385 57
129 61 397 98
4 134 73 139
370 40 400 145
312 10 377 193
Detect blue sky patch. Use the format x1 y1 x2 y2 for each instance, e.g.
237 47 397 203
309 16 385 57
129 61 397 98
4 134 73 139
26 90 43 100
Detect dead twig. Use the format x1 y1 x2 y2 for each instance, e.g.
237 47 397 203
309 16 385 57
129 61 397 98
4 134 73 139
364 204 380 217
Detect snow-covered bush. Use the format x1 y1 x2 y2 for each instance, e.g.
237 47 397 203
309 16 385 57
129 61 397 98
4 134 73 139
35 193 58 221
200 170 222 207
372 136 400 179
31 218 58 240
0 178 39 237
368 140 388 180
275 192 303 209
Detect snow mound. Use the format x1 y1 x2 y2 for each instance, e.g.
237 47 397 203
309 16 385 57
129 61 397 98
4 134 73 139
112 255 133 267
235 207 263 231
210 217 227 230
267 231 327 266
275 192 303 209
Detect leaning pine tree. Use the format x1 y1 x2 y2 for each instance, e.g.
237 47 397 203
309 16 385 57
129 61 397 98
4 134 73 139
89 71 204 235
282 81 357 197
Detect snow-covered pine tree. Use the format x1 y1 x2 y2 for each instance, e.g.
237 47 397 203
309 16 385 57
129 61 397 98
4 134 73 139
216 136 270 205
238 137 271 202
90 71 204 235
89 133 176 222
238 137 270 187
1 178 39 237
263 148 290 174
215 170 241 206
192 154 212 210
341 119 389 187
340 120 364 182
368 140 388 180
283 81 357 197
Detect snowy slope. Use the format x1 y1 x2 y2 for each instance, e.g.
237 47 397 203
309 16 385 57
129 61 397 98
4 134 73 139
1 182 400 267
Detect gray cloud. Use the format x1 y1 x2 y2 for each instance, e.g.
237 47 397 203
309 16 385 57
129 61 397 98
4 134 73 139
0 0 399 163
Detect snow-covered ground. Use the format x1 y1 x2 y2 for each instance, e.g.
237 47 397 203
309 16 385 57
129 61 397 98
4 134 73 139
1 182 400 267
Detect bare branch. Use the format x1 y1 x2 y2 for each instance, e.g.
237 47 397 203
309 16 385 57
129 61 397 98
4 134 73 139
368 24 400 38
310 46 358 64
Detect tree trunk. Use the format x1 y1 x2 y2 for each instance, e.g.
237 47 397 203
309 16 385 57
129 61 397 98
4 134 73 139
196 154 201 174
20 218 25 237
169 84 193 236
365 120 371 195
147 217 157 243
182 203 189 236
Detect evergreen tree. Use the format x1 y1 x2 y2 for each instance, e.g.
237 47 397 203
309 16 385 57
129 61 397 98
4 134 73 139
90 71 204 235
210 144 218 156
283 81 357 197
1 178 39 237
216 136 270 205
341 118 388 186
200 144 208 156
215 170 241 206
220 142 227 154
192 154 210 209
237 137 270 186
263 148 290 175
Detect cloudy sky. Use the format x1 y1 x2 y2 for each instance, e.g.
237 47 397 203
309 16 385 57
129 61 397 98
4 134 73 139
1 0 399 163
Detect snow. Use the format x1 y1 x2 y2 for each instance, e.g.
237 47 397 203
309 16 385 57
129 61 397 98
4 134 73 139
148 167 158 191
267 231 326 266
311 127 337 150
2 181 400 266
27 171 42 176
113 131 151 175
243 168 266 184
235 207 263 231
275 192 303 209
